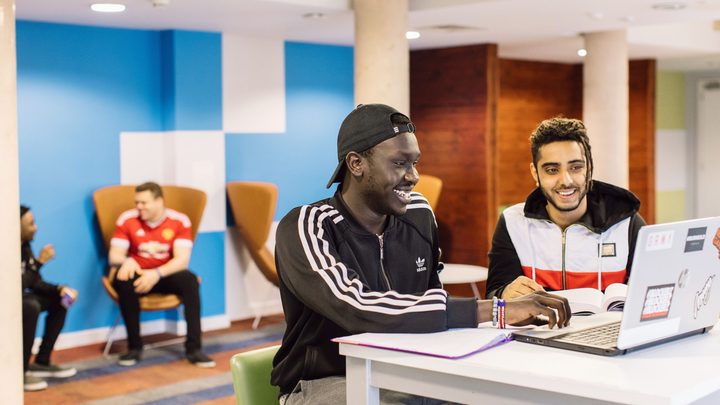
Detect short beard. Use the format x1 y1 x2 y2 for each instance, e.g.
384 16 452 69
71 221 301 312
540 182 589 213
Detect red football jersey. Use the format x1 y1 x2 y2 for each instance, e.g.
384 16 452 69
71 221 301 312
111 208 193 269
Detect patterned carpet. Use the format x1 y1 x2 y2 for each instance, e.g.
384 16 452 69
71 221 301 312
24 322 285 405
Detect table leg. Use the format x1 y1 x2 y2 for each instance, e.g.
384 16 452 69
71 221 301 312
346 356 380 405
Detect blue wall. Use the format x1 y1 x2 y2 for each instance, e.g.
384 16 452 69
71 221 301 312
17 21 166 333
161 30 223 131
225 42 354 219
17 21 354 337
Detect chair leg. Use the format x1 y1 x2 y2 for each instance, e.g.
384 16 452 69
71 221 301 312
470 282 481 299
141 309 187 352
252 313 262 330
103 312 122 357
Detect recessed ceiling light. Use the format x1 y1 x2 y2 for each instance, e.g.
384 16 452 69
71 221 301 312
651 2 687 10
406 31 421 40
91 3 126 13
578 48 588 57
588 11 605 20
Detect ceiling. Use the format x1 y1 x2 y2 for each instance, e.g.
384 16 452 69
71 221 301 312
15 0 720 70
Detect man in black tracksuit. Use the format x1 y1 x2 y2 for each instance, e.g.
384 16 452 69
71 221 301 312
271 104 572 404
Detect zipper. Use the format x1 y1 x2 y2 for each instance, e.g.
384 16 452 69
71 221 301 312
561 229 567 290
377 234 392 289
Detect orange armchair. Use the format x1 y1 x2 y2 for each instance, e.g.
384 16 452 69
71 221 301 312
226 181 279 286
414 174 443 211
93 184 206 355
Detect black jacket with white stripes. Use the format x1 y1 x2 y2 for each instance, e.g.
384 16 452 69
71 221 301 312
271 191 478 395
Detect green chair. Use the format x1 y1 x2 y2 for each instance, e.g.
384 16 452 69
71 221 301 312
230 345 281 405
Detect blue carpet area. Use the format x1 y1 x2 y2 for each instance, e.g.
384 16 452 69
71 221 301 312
53 330 284 385
144 384 235 405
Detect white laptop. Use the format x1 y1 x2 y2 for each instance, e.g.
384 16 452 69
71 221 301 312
512 216 720 356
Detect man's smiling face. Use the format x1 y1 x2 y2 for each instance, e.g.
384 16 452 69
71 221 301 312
532 140 590 218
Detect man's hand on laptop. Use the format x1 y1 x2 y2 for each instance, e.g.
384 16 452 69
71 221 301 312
506 291 571 329
501 276 545 299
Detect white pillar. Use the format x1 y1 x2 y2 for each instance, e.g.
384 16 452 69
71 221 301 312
0 0 24 402
353 0 410 114
583 30 629 188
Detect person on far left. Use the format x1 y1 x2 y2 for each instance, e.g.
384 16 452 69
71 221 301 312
21 205 78 392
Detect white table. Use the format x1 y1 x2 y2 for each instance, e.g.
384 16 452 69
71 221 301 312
439 263 488 298
340 324 720 404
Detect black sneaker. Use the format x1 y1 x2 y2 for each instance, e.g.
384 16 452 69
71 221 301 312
186 350 215 368
27 362 77 378
118 349 142 367
24 375 48 392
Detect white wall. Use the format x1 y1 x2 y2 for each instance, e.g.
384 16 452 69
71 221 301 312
695 78 720 218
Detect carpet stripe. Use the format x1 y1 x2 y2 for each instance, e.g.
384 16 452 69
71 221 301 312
82 373 233 405
142 383 235 405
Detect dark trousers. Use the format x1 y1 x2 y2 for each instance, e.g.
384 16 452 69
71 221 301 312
112 270 202 352
23 292 67 371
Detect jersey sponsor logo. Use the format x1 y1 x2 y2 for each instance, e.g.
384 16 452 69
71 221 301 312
162 228 175 241
138 241 171 260
416 257 427 272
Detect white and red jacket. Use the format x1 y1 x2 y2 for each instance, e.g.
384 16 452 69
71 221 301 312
487 181 645 297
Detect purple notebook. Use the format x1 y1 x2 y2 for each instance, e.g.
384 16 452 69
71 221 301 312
333 328 513 359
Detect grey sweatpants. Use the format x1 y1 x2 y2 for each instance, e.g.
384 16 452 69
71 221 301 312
282 376 458 405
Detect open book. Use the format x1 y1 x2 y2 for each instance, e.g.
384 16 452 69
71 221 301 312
333 328 512 359
551 283 628 315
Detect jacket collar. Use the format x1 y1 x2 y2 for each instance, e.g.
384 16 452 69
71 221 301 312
523 180 641 233
330 191 397 236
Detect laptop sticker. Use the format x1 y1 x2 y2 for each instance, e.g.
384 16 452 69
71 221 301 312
640 284 675 321
677 268 690 288
694 275 714 319
684 226 707 253
646 231 674 251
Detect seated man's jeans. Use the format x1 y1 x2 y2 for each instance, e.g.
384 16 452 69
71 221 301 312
112 270 202 352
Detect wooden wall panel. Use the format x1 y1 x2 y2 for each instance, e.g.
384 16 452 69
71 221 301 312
410 44 498 267
629 59 656 224
409 50 655 297
497 59 583 208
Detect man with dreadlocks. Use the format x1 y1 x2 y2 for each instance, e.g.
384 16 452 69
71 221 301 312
487 117 646 299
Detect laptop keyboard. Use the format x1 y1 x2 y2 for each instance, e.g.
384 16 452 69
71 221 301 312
555 321 621 348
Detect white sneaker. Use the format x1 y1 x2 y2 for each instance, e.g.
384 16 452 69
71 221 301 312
24 375 48 392
27 362 77 378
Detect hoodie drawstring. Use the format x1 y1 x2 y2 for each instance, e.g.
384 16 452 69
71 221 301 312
598 232 604 290
528 221 537 282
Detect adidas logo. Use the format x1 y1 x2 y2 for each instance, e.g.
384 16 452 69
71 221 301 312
415 257 427 272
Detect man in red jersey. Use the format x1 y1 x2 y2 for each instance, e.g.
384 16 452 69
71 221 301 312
109 181 214 368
